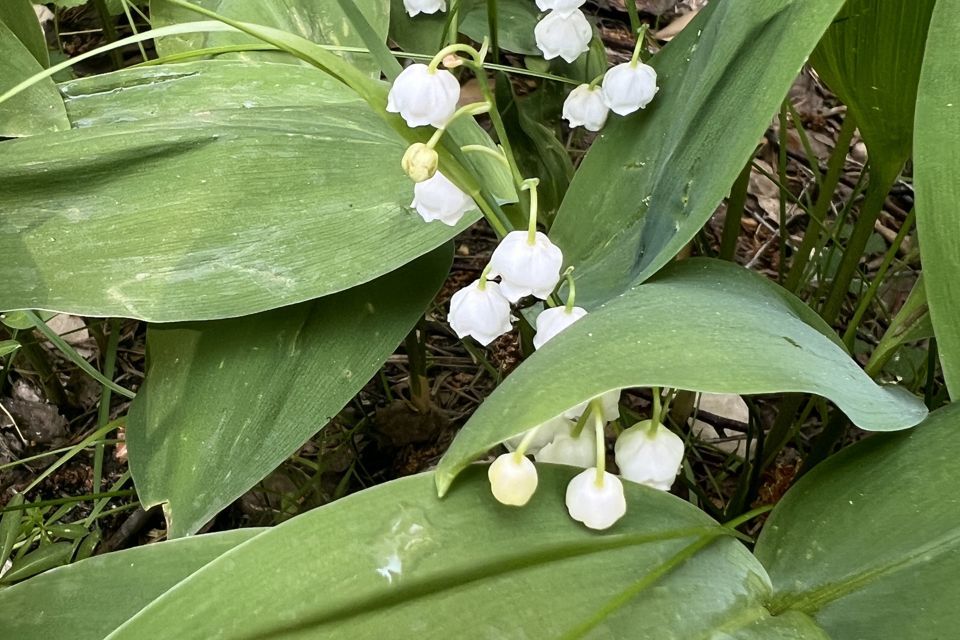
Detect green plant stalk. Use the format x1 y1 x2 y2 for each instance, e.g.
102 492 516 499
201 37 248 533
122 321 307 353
786 101 823 187
92 0 124 69
0 328 19 395
0 490 136 515
403 318 431 413
16 337 69 408
785 113 858 292
466 61 526 196
777 102 789 282
819 163 901 325
625 0 642 37
0 440 119 472
842 208 916 351
719 157 752 261
82 470 132 528
486 0 499 61
760 394 807 470
118 0 149 62
23 420 124 494
92 318 122 496
810 167 869 302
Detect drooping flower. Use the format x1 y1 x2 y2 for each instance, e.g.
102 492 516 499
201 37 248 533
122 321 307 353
387 63 460 128
565 468 627 530
563 389 621 422
535 425 594 468
533 305 588 349
447 279 513 346
488 231 563 302
504 415 576 454
614 420 684 491
402 0 446 18
488 453 538 506
535 0 586 16
601 61 659 116
411 171 476 226
534 10 592 63
561 84 609 132
401 142 439 183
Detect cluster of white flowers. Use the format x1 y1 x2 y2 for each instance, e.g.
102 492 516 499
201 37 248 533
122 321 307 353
490 391 685 530
562 54 659 132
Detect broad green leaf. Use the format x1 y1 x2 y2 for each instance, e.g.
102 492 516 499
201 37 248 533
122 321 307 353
549 0 847 307
810 0 935 169
0 0 48 67
0 60 475 322
0 530 262 639
756 403 960 639
104 467 827 639
0 340 20 358
0 18 68 137
150 0 389 76
437 259 927 495
460 0 539 55
866 273 934 376
388 0 446 53
914 0 960 399
127 246 451 537
0 542 72 584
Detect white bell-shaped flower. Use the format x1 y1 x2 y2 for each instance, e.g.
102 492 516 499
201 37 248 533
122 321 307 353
447 279 512 346
403 0 445 17
488 231 563 302
533 305 587 349
561 84 609 132
488 453 538 506
411 171 476 226
535 426 594 468
534 10 592 63
535 0 585 16
601 61 658 116
614 420 684 491
387 63 460 128
565 468 627 530
504 415 575 454
563 389 621 422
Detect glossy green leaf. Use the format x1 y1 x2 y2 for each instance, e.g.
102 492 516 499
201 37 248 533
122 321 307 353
0 0 48 67
127 247 451 537
388 0 446 53
0 340 20 358
549 0 847 307
914 0 960 399
103 467 827 639
0 60 475 322
460 0 539 55
0 530 262 639
150 0 389 76
810 0 935 168
437 259 927 495
0 18 68 137
756 403 960 639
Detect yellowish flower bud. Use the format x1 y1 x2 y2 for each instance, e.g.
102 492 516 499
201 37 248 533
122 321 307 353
401 143 439 183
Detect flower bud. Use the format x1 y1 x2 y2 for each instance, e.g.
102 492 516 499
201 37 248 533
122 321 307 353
564 389 621 422
403 0 445 16
387 63 460 128
411 171 476 226
401 143 439 182
614 420 684 491
488 231 563 302
488 453 538 506
504 415 575 454
534 10 592 63
561 84 609 132
535 0 586 16
535 426 594 468
447 279 513 346
533 305 588 349
601 61 659 116
565 468 627 530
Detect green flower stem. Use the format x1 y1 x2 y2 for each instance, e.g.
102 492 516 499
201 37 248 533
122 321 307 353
486 0 500 61
460 144 511 169
571 404 593 439
428 43 481 73
513 427 541 460
587 72 605 90
651 386 662 424
427 102 492 149
629 24 649 66
463 60 526 191
563 267 577 311
523 178 541 245
625 0 641 38
592 400 606 485
477 264 494 291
